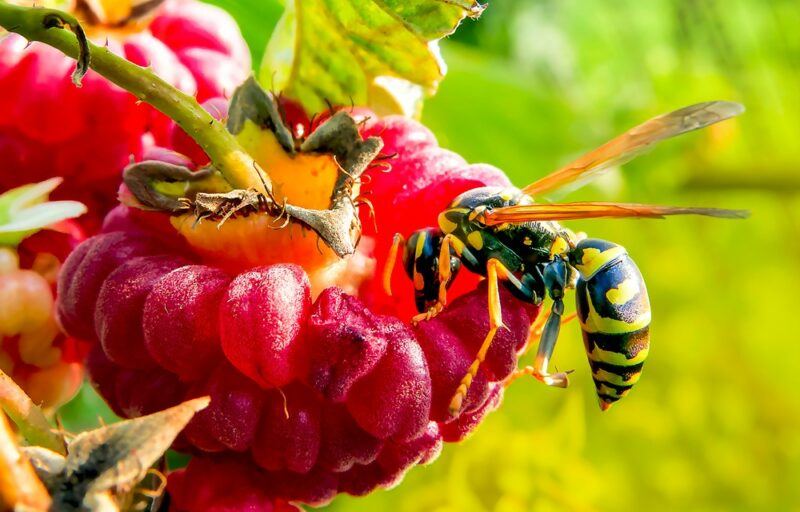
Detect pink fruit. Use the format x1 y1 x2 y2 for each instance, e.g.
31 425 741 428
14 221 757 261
0 0 250 229
57 109 538 507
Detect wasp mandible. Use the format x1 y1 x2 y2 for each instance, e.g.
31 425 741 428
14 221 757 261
383 101 749 413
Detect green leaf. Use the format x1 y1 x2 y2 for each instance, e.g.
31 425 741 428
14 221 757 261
0 178 86 246
260 0 484 116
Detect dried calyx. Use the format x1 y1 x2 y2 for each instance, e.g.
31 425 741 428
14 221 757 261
124 78 383 259
73 0 165 28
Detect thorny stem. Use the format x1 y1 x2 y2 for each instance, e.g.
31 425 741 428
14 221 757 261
0 371 66 456
0 2 271 195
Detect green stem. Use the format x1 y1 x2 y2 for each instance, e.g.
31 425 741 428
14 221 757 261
0 2 271 194
0 371 66 456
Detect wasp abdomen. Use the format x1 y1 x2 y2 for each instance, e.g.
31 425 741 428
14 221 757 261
571 239 651 410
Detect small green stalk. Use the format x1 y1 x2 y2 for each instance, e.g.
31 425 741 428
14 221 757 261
0 2 271 195
0 371 66 455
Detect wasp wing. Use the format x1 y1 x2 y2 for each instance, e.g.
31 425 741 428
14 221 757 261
522 101 744 197
479 202 749 226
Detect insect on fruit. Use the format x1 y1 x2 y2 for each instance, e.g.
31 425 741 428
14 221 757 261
383 101 749 413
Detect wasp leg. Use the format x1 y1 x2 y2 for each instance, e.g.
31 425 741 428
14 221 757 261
436 234 456 306
412 236 478 326
508 311 577 386
383 233 405 296
411 302 445 325
436 234 475 305
514 258 574 388
525 310 578 352
518 308 572 387
449 257 525 415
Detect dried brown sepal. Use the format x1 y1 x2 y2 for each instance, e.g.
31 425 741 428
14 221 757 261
74 0 167 27
189 188 283 226
23 397 208 512
188 111 383 257
21 446 66 492
227 76 295 154
122 162 219 212
125 79 383 258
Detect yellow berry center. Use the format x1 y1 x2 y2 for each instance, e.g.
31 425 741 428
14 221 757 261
172 127 374 297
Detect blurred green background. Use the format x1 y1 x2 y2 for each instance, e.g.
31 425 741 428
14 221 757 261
65 0 800 510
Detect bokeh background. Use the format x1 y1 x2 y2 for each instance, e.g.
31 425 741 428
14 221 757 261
62 1 800 510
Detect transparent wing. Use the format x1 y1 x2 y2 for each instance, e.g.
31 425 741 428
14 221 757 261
479 202 749 226
522 101 745 197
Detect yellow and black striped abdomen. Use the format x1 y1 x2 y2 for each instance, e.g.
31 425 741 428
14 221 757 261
572 240 650 410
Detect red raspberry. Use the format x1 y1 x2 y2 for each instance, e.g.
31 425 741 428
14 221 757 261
0 0 249 229
57 112 538 508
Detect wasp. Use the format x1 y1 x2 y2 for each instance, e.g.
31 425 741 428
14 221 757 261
383 102 749 413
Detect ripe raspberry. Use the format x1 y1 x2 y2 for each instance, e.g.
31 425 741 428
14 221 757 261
58 110 538 507
0 0 250 228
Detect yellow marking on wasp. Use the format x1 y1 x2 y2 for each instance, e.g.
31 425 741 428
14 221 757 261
438 211 458 234
575 246 627 278
588 344 649 366
550 236 570 257
523 237 533 246
414 231 428 259
449 236 467 253
597 383 630 398
467 231 484 250
606 278 640 305
413 271 425 291
580 290 651 334
593 369 641 386
499 189 515 201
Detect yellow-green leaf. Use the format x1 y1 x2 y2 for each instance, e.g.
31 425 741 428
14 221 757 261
0 178 86 247
260 0 484 116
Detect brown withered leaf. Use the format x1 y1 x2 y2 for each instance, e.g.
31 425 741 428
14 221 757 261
26 397 209 511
